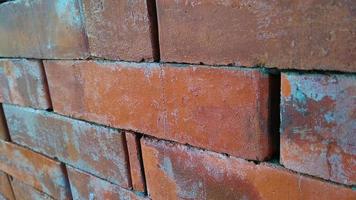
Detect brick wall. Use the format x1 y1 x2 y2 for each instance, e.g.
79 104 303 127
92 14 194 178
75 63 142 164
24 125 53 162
0 0 355 200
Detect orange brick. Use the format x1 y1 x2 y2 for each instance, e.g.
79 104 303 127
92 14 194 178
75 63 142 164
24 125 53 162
0 140 71 199
126 131 146 192
0 0 88 58
141 138 356 200
0 59 51 109
67 166 148 200
11 178 54 200
156 0 356 72
44 60 277 160
82 0 157 61
0 171 15 200
3 104 130 188
280 73 356 185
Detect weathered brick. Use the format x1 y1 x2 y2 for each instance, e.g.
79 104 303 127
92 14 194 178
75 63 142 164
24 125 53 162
11 178 54 200
82 0 157 61
280 73 356 185
44 60 277 160
67 166 148 200
126 131 146 192
0 0 88 59
0 140 71 199
0 59 51 109
141 138 356 200
3 104 130 188
0 171 15 200
0 105 9 141
156 0 356 72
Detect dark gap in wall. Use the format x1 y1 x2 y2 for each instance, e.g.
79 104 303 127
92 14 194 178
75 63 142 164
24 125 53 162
61 164 74 199
0 104 12 142
122 132 133 189
146 0 160 61
40 60 54 111
0 0 14 4
135 132 148 195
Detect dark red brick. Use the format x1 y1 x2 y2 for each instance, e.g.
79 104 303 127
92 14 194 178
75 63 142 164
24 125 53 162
281 73 356 185
0 0 88 58
0 171 15 200
67 166 148 200
11 178 54 200
156 0 356 72
141 138 356 200
0 59 51 109
44 60 276 160
82 0 156 61
126 131 146 192
0 140 71 199
3 104 130 188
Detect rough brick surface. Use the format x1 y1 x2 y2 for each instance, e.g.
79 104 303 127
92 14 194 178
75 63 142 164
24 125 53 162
44 60 277 160
0 140 71 200
280 73 356 185
67 166 148 200
0 171 15 200
0 59 51 109
141 138 356 200
0 105 9 141
0 0 88 59
3 104 130 188
82 0 157 61
126 131 146 192
11 178 54 200
156 0 356 72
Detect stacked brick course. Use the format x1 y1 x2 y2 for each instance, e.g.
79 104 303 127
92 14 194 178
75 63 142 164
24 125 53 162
0 0 355 199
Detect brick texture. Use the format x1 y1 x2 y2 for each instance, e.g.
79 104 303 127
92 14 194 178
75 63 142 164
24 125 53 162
280 73 356 185
126 131 146 192
141 138 356 200
0 140 71 199
44 60 277 160
11 178 54 200
0 59 51 109
0 0 88 59
0 170 15 200
156 0 356 72
66 166 148 200
3 104 130 188
82 0 157 61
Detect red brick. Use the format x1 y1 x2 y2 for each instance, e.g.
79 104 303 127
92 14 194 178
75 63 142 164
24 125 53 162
44 60 277 160
11 178 54 200
0 140 71 199
67 166 148 200
280 73 356 185
141 138 356 200
0 105 9 141
0 171 15 200
0 59 51 109
156 0 356 72
3 104 130 188
126 131 146 192
0 0 88 59
82 0 157 61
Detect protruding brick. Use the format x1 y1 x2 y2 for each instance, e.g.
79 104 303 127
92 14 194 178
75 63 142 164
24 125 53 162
0 0 88 58
82 0 157 61
44 60 277 160
126 131 146 192
280 73 356 185
0 59 51 109
141 138 356 200
67 166 148 200
0 171 15 200
0 105 9 141
156 0 356 72
11 178 54 200
0 140 71 199
3 104 130 188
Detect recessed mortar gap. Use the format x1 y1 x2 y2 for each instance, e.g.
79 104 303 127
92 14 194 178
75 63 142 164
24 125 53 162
146 0 160 61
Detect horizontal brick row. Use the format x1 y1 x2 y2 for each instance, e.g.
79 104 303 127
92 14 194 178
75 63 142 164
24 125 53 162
0 59 51 109
280 73 356 185
11 178 54 200
44 60 278 161
3 104 131 188
0 140 71 199
0 170 15 200
141 137 356 200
